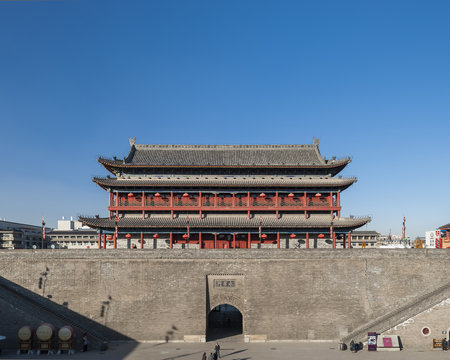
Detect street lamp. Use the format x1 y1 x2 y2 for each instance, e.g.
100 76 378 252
41 216 46 249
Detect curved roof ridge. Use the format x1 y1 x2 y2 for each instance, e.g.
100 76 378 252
133 144 317 149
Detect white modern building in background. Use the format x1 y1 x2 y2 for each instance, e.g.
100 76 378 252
57 216 84 231
47 217 99 249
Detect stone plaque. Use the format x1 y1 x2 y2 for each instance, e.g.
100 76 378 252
214 279 236 288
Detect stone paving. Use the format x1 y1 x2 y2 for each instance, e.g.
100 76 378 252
1 339 450 360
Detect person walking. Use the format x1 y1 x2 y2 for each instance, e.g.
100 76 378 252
201 352 207 360
82 333 88 352
214 342 221 358
208 352 214 360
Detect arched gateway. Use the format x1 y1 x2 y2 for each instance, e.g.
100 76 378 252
206 275 246 341
207 304 243 341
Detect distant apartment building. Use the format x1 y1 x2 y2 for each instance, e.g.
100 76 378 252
47 217 100 249
0 219 50 249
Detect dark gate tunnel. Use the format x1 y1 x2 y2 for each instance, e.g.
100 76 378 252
207 304 243 341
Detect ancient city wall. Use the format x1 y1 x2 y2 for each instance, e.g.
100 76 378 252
0 249 449 346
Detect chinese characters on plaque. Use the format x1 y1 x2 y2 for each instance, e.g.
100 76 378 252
214 279 235 288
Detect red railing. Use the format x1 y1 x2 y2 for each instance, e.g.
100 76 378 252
112 193 339 211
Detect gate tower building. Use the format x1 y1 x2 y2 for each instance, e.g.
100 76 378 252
80 138 370 249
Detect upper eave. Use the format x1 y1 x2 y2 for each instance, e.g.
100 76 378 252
92 176 357 190
98 157 351 176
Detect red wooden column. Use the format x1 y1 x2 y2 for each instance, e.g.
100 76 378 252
170 232 173 249
232 193 236 207
140 232 143 249
170 192 174 219
199 192 202 219
233 233 236 248
337 191 341 219
113 233 117 249
277 232 280 249
214 193 218 207
330 192 333 206
109 192 113 219
199 232 202 249
248 232 251 248
304 192 307 206
115 191 119 206
306 232 309 249
333 232 336 249
275 192 279 219
142 191 145 219
343 233 346 248
103 234 107 249
331 226 335 249
247 192 251 219
214 233 217 249
98 232 102 249
348 232 351 249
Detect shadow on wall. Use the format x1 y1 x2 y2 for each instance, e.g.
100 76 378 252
0 276 137 353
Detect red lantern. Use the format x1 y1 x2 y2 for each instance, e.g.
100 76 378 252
154 193 161 197
182 234 188 239
290 233 296 239
183 193 189 197
107 235 113 240
318 233 325 238
315 193 322 197
288 193 295 198
153 234 159 239
125 233 132 239
127 193 134 198
259 193 266 198
261 234 267 239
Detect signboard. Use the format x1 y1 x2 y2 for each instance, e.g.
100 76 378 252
368 332 377 351
377 335 401 351
426 231 445 248
425 231 435 248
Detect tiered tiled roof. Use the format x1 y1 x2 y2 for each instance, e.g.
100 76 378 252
93 175 357 190
79 214 370 230
98 141 350 170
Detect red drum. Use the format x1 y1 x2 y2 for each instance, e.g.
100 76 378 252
58 326 74 341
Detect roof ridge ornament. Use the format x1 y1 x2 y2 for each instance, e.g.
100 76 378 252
313 137 320 146
129 137 136 146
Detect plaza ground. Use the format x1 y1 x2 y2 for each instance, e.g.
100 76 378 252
1 339 450 360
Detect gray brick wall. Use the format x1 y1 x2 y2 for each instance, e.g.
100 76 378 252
0 249 448 345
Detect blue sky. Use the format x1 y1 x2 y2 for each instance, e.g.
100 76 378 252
0 0 449 238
